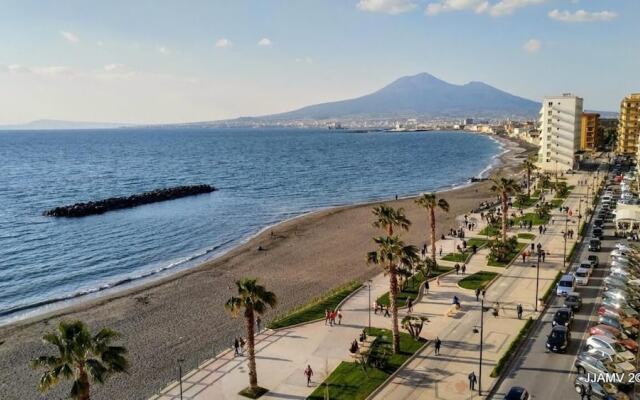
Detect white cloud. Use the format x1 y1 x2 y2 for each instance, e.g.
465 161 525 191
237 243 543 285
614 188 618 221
60 31 80 43
157 45 170 55
257 38 273 47
0 64 73 76
425 0 545 17
357 0 417 15
296 56 313 64
523 39 541 53
215 38 232 48
548 9 617 22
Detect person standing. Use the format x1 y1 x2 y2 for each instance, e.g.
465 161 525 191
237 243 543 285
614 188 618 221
373 300 378 314
304 365 314 387
337 310 343 325
461 264 466 275
468 371 477 391
239 337 245 355
425 279 430 295
455 264 460 275
434 337 442 355
407 298 413 313
325 309 330 325
475 287 481 301
233 337 240 356
256 316 262 333
517 304 523 319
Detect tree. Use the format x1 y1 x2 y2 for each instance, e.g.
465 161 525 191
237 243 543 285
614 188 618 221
490 177 521 242
522 159 537 198
415 257 437 281
31 320 129 400
538 173 551 190
225 278 277 397
372 204 411 236
401 315 429 339
367 236 419 353
415 193 450 264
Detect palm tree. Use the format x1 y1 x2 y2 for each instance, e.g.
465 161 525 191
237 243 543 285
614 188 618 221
31 320 129 400
490 177 521 242
372 204 411 236
367 235 419 353
415 193 449 263
522 159 537 198
225 278 277 396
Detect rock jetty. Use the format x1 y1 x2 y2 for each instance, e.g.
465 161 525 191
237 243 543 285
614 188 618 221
44 184 216 217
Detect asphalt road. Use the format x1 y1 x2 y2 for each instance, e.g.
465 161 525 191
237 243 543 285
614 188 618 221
491 169 621 399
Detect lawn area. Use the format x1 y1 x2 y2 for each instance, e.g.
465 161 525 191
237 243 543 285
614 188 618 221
307 328 426 400
458 271 499 290
517 233 536 240
479 224 501 237
513 212 550 226
487 242 527 267
377 266 452 307
268 281 361 329
514 196 538 208
551 199 563 208
441 238 489 263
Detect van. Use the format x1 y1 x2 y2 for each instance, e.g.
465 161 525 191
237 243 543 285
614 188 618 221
557 274 576 296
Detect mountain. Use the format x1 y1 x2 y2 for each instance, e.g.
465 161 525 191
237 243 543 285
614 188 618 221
257 73 541 121
0 119 131 130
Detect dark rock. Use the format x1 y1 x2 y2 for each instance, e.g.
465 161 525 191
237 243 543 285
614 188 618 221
44 184 216 218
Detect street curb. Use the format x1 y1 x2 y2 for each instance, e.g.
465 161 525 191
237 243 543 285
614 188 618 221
269 283 365 331
364 339 431 400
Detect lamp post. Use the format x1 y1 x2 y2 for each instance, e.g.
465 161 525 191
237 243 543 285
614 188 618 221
368 279 372 330
178 358 185 400
473 299 485 396
562 215 569 269
578 199 583 238
535 252 541 311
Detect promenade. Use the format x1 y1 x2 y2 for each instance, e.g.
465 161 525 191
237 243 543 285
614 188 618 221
151 172 594 400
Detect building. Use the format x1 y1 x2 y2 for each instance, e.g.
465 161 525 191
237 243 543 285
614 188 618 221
616 93 640 156
580 112 600 152
537 94 584 172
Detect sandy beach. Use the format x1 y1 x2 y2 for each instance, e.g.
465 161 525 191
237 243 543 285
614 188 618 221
0 134 534 400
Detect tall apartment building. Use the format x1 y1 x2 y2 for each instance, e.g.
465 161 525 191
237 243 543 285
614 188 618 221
580 112 600 152
538 94 583 172
616 93 640 155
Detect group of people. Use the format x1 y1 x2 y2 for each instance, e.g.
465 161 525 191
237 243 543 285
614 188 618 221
454 263 467 275
325 309 342 326
373 301 391 317
563 229 575 240
448 227 466 238
233 336 246 356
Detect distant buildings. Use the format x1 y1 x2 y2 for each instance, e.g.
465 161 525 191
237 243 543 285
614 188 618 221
580 112 600 152
537 94 583 172
616 93 640 156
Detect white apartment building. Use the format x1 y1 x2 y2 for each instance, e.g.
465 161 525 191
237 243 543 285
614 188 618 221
537 94 583 172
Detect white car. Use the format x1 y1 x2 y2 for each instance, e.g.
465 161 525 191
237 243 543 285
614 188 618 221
586 335 636 362
574 268 590 286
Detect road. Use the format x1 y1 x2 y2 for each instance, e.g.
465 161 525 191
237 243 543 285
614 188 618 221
491 163 625 399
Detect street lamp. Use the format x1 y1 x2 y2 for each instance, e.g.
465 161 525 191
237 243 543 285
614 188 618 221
562 215 569 269
473 299 486 395
535 252 541 311
368 279 372 330
178 358 185 400
578 199 583 238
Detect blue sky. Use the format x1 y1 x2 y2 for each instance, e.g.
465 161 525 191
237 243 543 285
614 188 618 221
0 0 637 124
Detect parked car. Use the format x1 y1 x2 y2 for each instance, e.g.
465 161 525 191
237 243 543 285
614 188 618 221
546 325 570 353
593 228 604 238
564 292 582 311
586 348 637 373
556 274 576 296
575 268 590 285
587 255 600 267
586 335 636 362
579 262 594 276
589 239 602 251
573 375 621 399
594 219 604 227
552 308 574 328
588 325 639 353
504 386 530 400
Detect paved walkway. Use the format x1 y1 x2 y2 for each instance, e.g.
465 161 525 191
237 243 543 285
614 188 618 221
151 171 600 400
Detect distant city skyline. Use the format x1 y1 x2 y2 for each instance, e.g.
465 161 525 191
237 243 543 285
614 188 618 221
0 0 637 124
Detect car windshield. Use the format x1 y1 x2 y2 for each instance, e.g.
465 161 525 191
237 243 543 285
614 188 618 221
567 296 579 302
550 330 564 340
576 272 587 277
612 343 625 352
559 281 573 287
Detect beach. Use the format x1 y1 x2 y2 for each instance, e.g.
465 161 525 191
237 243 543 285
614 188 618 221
0 135 534 400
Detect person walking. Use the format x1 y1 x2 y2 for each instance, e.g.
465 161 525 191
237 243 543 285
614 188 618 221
384 305 390 317
455 263 460 275
425 279 430 295
373 300 378 314
461 264 466 275
256 316 262 333
522 252 526 263
437 276 441 286
434 337 442 355
304 365 314 387
239 337 246 355
517 303 523 319
407 298 414 313
325 309 330 325
468 371 477 391
233 337 240 356
337 310 343 325
475 287 481 301
542 250 546 262
530 243 535 252
439 246 443 256
481 289 486 299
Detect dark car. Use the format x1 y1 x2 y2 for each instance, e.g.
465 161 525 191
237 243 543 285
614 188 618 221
574 375 617 399
588 255 600 267
593 228 603 238
552 307 574 328
564 293 582 311
589 239 601 252
546 325 570 353
594 219 604 227
504 386 529 400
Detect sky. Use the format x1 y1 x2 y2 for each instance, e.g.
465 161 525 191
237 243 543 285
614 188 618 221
0 0 637 124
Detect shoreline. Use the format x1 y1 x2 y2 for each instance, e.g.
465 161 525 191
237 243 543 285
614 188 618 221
0 131 509 327
0 134 534 400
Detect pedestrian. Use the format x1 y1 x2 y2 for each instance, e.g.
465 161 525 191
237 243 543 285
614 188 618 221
407 298 413 313
373 300 378 314
461 264 466 275
425 279 430 295
481 289 486 299
304 365 314 387
439 246 443 256
551 218 554 225
468 371 477 391
437 276 441 286
539 225 543 234
475 287 480 301
522 252 526 263
330 310 336 326
455 263 460 275
233 337 240 356
517 303 523 319
256 316 262 333
337 310 343 325
325 309 330 325
472 244 477 254
435 337 442 355
384 305 390 317
543 226 547 234
530 243 534 251
542 251 547 262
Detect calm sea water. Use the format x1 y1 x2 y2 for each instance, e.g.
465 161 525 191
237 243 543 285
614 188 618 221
0 128 501 323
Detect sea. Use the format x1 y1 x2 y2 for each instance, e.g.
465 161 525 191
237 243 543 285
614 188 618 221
0 128 503 324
